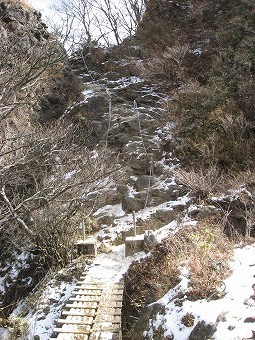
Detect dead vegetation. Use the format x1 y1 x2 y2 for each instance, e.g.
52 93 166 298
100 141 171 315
124 219 233 336
172 165 222 198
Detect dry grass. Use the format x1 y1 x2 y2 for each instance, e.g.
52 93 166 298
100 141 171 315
124 219 234 337
220 169 255 192
187 222 233 300
137 44 189 81
126 220 233 311
172 165 222 198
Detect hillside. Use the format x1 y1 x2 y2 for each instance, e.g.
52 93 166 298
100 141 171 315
1 0 255 339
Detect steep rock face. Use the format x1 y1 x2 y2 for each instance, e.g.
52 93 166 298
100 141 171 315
0 0 82 122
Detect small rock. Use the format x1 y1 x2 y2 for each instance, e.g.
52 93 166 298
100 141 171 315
34 335 40 340
216 311 229 322
189 205 219 220
122 193 144 212
99 242 112 253
135 175 155 191
244 317 255 323
189 320 217 340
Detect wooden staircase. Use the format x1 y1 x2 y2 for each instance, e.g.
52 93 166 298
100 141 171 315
50 270 124 340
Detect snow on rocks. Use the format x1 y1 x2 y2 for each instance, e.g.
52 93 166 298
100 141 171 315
11 276 77 340
96 194 190 242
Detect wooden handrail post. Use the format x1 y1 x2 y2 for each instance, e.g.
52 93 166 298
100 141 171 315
132 211 136 236
82 220 86 241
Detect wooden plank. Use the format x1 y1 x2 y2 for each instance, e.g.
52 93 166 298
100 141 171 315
53 328 91 335
65 302 97 308
95 315 122 322
99 295 123 302
62 311 95 317
65 304 97 309
96 311 122 317
89 332 121 340
57 318 93 325
50 335 89 340
72 290 102 296
92 326 121 332
75 284 103 289
64 301 98 309
68 296 98 308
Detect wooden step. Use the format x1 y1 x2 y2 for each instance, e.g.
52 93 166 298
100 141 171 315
72 287 102 296
92 326 121 332
95 315 122 322
72 290 102 296
69 297 100 303
75 284 103 289
50 336 89 340
96 309 122 316
56 318 93 325
62 310 95 317
64 300 98 309
53 328 91 335
65 303 97 309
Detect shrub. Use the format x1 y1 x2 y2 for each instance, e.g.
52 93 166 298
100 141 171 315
173 165 222 198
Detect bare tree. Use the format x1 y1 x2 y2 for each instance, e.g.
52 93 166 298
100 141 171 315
0 120 121 266
50 0 146 48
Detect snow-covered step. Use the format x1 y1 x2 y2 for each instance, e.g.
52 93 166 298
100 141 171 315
62 310 96 317
72 289 102 296
53 328 91 334
56 317 94 325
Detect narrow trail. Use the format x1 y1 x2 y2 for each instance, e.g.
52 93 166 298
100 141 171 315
48 47 173 339
50 245 140 340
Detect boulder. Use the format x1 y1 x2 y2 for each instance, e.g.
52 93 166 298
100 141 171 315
153 208 183 224
189 205 220 220
122 193 145 213
135 175 155 191
189 321 217 340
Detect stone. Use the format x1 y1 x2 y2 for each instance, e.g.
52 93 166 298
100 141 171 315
244 317 255 323
97 215 115 227
150 186 181 204
122 193 145 213
144 230 158 252
135 175 155 191
130 157 151 175
153 209 180 224
189 320 217 340
189 205 219 220
216 311 229 322
34 336 40 340
87 95 109 115
127 303 163 339
99 242 112 253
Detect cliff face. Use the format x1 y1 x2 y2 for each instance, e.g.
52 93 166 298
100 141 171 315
0 0 82 123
